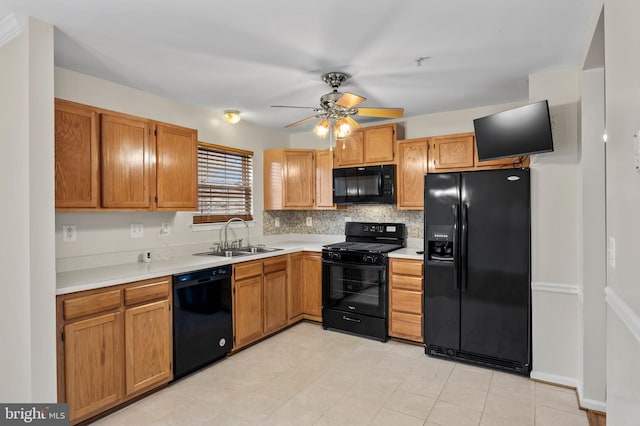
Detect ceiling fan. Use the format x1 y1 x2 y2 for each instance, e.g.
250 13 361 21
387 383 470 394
272 71 404 137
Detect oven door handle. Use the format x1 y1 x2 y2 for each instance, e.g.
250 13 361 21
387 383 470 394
322 259 386 269
342 315 362 323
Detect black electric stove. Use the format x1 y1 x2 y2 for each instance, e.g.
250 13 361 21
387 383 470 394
322 222 407 341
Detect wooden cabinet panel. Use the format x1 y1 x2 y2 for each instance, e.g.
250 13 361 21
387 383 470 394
429 133 475 171
283 150 315 208
101 114 151 208
287 253 304 321
63 289 121 321
124 279 170 306
263 256 287 274
389 258 424 343
364 125 395 164
391 289 422 314
234 275 263 347
389 311 422 342
235 261 263 280
124 300 171 395
315 149 335 208
55 100 100 208
397 138 429 210
64 312 124 421
335 132 364 166
155 123 198 210
302 252 322 319
264 269 287 334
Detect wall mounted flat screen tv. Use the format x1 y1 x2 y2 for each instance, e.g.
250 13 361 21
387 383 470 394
473 100 554 161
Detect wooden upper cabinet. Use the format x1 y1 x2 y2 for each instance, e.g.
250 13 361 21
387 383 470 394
364 125 395 164
283 150 315 208
55 100 100 208
335 132 364 167
100 114 151 208
397 138 429 210
429 133 475 171
155 123 198 210
335 123 400 167
315 149 335 209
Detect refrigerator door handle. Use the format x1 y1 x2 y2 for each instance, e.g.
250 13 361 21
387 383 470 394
452 204 459 291
461 203 469 291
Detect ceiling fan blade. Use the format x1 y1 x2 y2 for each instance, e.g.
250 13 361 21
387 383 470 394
336 92 366 108
272 105 318 109
345 116 361 129
285 115 319 128
356 107 404 118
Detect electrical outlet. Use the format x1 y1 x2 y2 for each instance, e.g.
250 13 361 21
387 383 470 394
306 217 313 227
63 225 76 242
274 217 280 228
608 236 616 268
130 223 144 238
160 222 170 235
634 131 640 172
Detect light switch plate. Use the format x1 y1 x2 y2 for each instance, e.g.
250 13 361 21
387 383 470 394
63 225 76 242
160 222 170 235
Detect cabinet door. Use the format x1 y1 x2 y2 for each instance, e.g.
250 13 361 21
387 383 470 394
287 253 304 321
335 132 364 166
124 300 172 395
283 150 315 208
55 100 100 208
264 270 288 334
64 312 123 421
234 275 263 347
315 149 335 208
302 253 322 318
364 125 395 164
155 123 198 210
397 138 429 210
101 114 151 208
429 133 475 171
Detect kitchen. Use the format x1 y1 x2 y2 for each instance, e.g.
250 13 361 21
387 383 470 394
2 0 639 425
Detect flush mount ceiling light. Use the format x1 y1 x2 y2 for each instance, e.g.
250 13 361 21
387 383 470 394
223 110 241 124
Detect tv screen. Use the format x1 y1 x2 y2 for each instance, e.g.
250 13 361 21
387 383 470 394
473 100 554 161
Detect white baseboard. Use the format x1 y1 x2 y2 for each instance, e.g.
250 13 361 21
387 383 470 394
530 370 579 389
579 396 607 412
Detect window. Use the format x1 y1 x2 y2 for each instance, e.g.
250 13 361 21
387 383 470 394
194 143 253 224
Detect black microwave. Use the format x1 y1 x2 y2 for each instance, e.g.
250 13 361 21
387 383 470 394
333 165 395 205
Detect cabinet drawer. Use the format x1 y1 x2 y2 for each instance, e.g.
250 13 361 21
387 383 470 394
390 260 423 276
390 311 422 341
124 279 170 306
63 289 121 321
234 261 263 280
391 289 422 314
263 256 287 274
391 275 423 292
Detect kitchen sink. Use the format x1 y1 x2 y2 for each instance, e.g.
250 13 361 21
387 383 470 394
193 246 283 257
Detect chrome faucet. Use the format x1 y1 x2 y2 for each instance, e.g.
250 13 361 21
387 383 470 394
223 217 250 249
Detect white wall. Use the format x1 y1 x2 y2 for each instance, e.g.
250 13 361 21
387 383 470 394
54 68 290 270
528 68 582 387
0 15 56 402
603 0 640 422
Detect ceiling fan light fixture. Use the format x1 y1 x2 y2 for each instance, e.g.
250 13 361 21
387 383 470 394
313 119 330 138
335 118 351 138
223 110 241 124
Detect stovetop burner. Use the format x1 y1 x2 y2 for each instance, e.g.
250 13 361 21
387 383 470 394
323 241 404 254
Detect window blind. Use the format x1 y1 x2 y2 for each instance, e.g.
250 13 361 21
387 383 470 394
194 143 253 223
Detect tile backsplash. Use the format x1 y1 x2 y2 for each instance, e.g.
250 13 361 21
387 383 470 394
263 205 424 238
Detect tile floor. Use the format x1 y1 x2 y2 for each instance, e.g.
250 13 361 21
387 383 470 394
95 322 588 425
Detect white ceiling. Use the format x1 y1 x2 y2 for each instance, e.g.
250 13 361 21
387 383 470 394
1 0 596 132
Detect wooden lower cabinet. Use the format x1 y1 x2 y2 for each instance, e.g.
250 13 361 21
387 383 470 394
57 276 172 424
233 262 264 348
301 252 322 320
388 258 424 343
287 253 304 322
64 312 123 421
263 257 288 334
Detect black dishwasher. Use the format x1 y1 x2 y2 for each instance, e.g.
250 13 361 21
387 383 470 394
173 265 233 380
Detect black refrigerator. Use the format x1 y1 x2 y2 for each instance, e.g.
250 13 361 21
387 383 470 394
423 168 531 375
